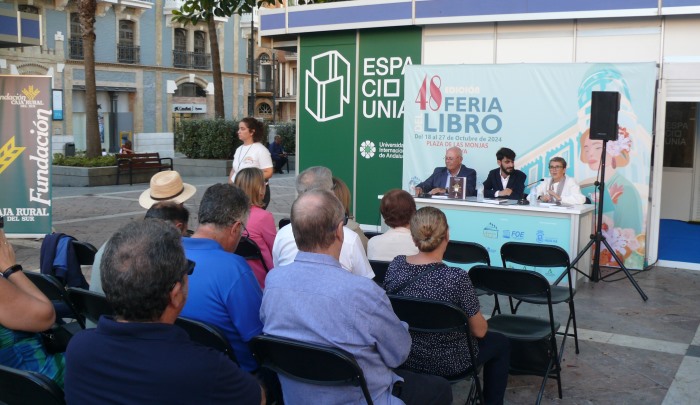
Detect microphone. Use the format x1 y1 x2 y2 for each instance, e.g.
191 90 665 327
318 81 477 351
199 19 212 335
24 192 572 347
518 178 544 205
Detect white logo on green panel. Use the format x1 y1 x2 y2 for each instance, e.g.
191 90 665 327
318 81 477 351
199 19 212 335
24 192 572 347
305 50 351 122
360 140 376 159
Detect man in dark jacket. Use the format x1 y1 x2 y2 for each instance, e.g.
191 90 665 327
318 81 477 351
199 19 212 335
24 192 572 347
482 147 527 200
415 147 477 197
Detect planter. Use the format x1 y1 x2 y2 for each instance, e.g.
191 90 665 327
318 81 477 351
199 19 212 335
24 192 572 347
52 165 154 187
174 157 233 177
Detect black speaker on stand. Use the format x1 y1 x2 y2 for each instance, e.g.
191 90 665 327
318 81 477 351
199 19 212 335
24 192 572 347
589 91 620 141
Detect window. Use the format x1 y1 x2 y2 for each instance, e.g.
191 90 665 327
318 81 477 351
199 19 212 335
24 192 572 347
258 54 272 92
174 29 187 52
194 31 206 53
18 5 39 14
258 103 272 116
70 13 82 38
69 13 83 59
174 83 206 97
118 20 139 63
119 20 134 45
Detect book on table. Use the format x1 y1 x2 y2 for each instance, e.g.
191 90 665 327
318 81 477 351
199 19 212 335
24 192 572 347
448 177 467 199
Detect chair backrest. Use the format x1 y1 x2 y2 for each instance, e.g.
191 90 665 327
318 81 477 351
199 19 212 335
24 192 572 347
388 295 469 334
0 365 65 405
250 335 373 405
469 265 551 301
444 241 490 266
71 240 98 266
500 242 571 284
278 218 291 229
368 260 391 285
235 236 269 273
66 288 114 325
25 272 85 328
363 230 382 240
175 317 239 365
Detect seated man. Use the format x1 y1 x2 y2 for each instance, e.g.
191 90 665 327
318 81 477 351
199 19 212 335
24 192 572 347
534 157 586 205
415 147 477 197
482 147 527 200
65 220 262 404
272 166 374 279
180 183 264 373
262 190 452 405
268 135 288 174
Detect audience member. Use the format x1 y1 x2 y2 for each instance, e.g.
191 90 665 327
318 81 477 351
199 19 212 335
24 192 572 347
268 135 288 174
533 157 586 204
229 117 273 208
0 229 64 387
331 176 368 252
179 184 263 373
415 147 477 197
272 167 374 279
261 190 452 405
65 220 263 404
367 189 419 261
384 207 510 405
234 168 276 288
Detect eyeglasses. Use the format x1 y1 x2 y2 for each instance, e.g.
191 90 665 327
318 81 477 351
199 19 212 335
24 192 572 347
344 213 349 226
444 156 459 161
170 259 195 291
241 222 250 238
548 165 564 170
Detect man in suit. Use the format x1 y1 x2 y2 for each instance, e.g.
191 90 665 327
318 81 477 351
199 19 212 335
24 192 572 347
482 147 527 200
268 135 288 174
415 147 477 197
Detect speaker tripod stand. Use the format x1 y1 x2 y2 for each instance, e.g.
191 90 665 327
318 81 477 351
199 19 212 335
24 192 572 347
568 138 648 301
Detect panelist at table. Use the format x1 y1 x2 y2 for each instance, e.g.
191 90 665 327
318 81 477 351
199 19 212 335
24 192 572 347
482 147 527 200
414 147 477 197
533 157 586 205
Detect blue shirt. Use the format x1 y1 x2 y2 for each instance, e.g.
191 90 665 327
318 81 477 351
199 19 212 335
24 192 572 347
261 252 411 405
181 237 264 371
268 142 285 161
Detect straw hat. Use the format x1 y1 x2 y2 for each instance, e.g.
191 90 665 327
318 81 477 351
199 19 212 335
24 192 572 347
139 171 196 209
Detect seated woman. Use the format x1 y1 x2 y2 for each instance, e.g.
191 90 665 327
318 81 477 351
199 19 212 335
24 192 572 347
0 230 65 387
331 177 369 252
533 156 586 205
119 140 134 154
234 167 276 288
384 207 510 405
367 189 419 261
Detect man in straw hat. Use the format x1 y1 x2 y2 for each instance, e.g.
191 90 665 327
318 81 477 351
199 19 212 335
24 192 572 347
89 171 197 293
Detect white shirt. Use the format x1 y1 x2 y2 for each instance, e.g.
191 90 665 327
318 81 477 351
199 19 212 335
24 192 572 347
495 174 510 197
272 224 375 278
534 176 586 205
367 227 419 262
230 142 273 181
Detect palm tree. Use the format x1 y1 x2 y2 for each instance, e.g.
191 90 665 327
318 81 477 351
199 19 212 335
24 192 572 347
79 0 101 157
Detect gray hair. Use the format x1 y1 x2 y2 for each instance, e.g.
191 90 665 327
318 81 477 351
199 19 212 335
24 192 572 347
296 166 333 194
291 190 345 252
198 183 250 228
447 146 463 158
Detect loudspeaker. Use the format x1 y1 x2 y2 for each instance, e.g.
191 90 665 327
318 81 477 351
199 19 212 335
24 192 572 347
589 91 620 141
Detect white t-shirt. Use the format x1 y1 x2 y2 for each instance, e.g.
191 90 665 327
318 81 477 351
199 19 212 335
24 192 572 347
367 227 419 262
230 142 273 181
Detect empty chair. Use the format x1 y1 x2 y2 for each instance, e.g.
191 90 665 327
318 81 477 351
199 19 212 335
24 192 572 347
500 242 579 355
469 265 562 404
66 288 114 325
235 236 269 273
0 364 65 405
368 260 390 285
249 334 373 405
175 317 238 365
388 295 484 405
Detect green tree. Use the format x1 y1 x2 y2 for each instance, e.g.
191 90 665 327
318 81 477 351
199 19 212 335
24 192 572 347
173 1 281 119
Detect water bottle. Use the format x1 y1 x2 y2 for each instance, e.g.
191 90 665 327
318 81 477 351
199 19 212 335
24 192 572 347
476 184 484 202
529 191 538 205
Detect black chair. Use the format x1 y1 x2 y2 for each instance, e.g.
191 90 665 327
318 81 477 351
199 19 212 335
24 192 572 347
363 230 382 240
278 218 291 229
235 236 269 273
25 272 85 329
469 265 562 404
175 317 239 365
71 240 98 265
250 334 374 405
66 287 114 325
0 364 65 405
500 242 579 355
368 260 390 286
387 295 484 405
443 240 500 315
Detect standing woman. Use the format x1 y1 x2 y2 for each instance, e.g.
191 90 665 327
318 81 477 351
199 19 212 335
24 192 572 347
229 117 274 208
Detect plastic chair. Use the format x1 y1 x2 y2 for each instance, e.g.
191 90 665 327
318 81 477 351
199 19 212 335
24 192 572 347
444 240 501 315
278 218 291 229
250 334 374 405
363 230 382 240
500 242 579 355
469 265 562 404
0 364 65 405
368 260 390 286
175 317 239 365
66 287 114 325
387 295 485 405
71 240 98 265
235 236 269 273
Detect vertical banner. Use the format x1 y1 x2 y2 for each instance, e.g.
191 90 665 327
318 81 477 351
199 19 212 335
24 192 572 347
355 27 422 224
298 32 356 183
403 63 656 269
0 75 52 236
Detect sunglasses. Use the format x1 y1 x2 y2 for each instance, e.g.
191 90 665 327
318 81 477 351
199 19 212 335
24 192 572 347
171 259 195 291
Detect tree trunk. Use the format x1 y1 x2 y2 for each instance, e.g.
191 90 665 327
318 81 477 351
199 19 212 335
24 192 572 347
208 17 225 119
79 0 100 158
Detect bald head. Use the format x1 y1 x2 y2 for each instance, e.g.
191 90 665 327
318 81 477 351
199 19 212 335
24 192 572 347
291 190 345 252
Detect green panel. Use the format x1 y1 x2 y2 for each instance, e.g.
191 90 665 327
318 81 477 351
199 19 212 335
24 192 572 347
298 32 356 183
356 27 422 224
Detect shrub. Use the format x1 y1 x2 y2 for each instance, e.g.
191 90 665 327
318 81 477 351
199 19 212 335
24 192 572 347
53 153 117 167
274 122 296 153
175 119 240 159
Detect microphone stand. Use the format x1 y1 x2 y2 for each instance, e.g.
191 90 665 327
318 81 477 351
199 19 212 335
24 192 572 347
517 178 543 205
568 138 648 301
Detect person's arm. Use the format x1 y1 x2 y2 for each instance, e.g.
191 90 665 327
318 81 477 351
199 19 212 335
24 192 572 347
509 171 527 200
369 292 412 368
345 232 375 278
561 178 586 205
415 168 440 196
468 311 488 338
262 168 274 180
259 212 277 270
257 144 274 180
483 171 496 199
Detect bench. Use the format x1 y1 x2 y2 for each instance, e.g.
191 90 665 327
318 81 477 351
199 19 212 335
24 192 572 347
116 153 173 185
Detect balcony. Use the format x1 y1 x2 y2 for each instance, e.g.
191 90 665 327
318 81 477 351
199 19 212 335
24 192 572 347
69 37 83 60
118 43 140 64
173 50 211 70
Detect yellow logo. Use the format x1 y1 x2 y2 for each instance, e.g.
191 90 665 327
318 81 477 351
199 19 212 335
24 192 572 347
0 137 26 174
21 85 41 101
